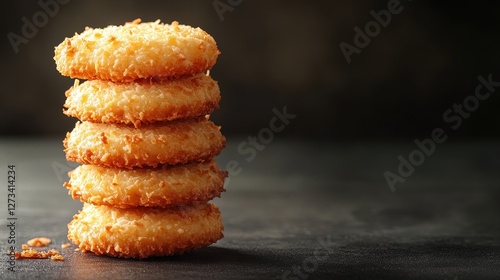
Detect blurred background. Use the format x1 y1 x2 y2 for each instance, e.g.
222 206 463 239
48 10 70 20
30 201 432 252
1 0 499 141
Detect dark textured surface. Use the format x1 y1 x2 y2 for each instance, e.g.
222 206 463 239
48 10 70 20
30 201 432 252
0 139 499 279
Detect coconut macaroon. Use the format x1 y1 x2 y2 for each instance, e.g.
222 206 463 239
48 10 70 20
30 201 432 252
54 19 220 81
65 160 227 208
68 203 224 258
63 73 221 127
63 117 225 168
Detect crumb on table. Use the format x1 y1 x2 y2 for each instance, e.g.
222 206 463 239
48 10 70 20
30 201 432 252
51 254 65 261
15 247 64 262
27 237 51 247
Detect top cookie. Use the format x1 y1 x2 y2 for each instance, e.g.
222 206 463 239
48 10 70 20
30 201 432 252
54 19 219 81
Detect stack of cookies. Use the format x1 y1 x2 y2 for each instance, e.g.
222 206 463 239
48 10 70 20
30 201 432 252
54 19 227 258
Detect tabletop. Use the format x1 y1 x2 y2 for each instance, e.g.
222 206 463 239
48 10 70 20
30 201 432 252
0 139 499 279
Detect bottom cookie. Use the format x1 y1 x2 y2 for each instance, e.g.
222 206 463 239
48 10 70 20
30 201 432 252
68 203 223 258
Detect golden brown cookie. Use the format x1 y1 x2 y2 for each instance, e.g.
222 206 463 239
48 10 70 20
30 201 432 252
68 203 223 258
54 19 219 81
63 117 225 168
65 160 227 208
63 73 220 127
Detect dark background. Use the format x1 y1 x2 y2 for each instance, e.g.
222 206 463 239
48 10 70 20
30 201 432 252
1 0 500 141
1 2 499 278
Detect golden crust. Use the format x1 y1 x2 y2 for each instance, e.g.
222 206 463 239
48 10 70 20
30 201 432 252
63 73 220 127
63 117 225 168
65 160 227 208
54 19 219 81
68 203 223 258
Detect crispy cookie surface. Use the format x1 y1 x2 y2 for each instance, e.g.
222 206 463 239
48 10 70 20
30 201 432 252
63 117 225 168
65 160 227 208
54 19 219 81
63 73 220 127
68 203 223 258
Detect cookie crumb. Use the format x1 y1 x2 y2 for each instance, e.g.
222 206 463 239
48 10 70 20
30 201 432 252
51 254 65 261
61 243 71 249
15 246 64 261
27 237 51 247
